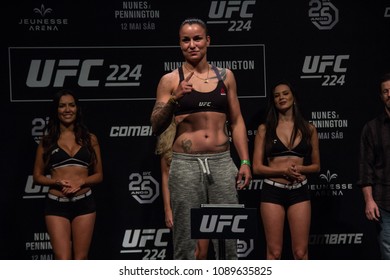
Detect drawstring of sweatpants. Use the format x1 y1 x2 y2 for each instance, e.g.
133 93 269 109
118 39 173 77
197 158 214 184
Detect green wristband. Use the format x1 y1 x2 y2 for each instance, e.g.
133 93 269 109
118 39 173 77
240 159 251 167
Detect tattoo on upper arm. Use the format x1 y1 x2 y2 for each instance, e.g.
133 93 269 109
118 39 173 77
219 68 227 81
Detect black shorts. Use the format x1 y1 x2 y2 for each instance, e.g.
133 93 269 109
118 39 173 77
44 192 96 221
261 180 310 208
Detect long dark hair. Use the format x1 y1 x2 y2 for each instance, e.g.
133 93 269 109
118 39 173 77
264 81 312 156
42 89 96 171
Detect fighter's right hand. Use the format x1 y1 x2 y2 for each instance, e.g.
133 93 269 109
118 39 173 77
172 72 194 100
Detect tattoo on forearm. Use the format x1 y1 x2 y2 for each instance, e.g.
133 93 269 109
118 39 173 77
151 101 175 134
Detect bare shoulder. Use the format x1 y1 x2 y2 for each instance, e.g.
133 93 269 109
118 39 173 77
215 67 233 81
307 123 319 139
308 122 317 132
159 68 179 85
254 124 266 140
89 133 99 145
258 123 267 134
157 69 180 97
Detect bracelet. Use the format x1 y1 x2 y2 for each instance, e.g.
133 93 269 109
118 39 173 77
168 96 178 105
240 159 251 167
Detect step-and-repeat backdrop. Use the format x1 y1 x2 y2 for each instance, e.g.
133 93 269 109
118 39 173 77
1 0 389 260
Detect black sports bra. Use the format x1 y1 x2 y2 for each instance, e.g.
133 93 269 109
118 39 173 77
174 65 228 116
267 135 310 158
47 144 91 170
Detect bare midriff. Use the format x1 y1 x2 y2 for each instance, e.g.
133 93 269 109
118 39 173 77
268 156 306 184
172 111 229 154
50 166 90 197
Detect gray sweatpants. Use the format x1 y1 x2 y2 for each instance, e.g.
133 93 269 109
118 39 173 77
169 151 239 260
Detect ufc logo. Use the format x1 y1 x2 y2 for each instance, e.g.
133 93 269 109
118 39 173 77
26 59 104 87
302 55 349 74
209 0 255 19
25 175 49 194
385 7 390 17
122 229 170 248
200 214 248 233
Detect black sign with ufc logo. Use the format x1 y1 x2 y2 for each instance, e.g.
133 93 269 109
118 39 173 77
190 204 257 239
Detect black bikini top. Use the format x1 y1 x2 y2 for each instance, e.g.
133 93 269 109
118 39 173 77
267 135 310 158
47 144 91 170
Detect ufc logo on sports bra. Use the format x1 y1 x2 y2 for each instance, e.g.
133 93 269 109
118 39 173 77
199 102 211 107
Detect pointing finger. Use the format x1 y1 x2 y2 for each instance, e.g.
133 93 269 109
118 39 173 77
185 72 194 82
